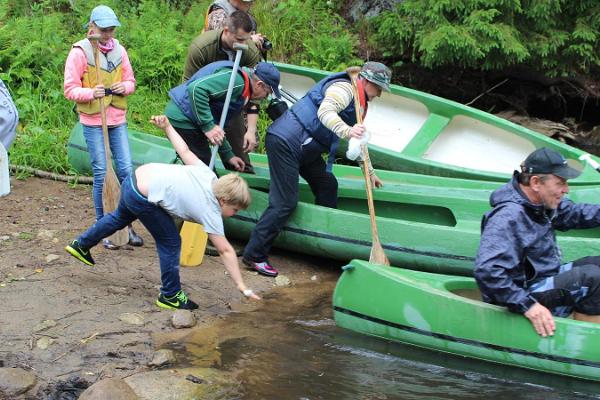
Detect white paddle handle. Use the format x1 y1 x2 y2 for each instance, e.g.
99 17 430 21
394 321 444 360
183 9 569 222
579 153 600 172
208 43 248 170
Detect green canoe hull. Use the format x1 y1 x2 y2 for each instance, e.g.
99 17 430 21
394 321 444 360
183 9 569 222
333 260 600 382
67 124 600 276
275 62 600 186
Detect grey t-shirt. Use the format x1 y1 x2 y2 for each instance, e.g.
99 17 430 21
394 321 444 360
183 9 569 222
147 162 224 235
0 79 18 149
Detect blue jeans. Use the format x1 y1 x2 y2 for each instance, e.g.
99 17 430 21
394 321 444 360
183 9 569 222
77 175 182 297
243 134 338 263
82 123 132 221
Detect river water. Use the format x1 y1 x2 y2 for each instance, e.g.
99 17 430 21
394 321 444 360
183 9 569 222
170 266 600 400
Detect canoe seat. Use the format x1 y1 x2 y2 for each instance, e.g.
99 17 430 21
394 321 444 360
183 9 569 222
444 280 483 301
451 288 483 301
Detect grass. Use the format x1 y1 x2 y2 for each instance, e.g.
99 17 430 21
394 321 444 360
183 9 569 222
3 0 360 175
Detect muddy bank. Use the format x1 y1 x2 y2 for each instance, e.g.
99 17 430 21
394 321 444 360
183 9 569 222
0 177 337 399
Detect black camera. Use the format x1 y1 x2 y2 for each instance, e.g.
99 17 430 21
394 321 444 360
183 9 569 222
104 88 114 96
262 37 273 51
266 98 288 121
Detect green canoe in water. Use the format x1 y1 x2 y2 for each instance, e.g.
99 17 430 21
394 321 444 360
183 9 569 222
275 62 600 185
67 124 600 276
333 260 600 382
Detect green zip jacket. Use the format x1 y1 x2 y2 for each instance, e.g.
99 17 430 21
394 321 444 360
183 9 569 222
183 29 260 81
165 67 251 162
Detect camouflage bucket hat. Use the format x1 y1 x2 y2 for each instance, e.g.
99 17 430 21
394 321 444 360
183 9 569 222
359 61 392 92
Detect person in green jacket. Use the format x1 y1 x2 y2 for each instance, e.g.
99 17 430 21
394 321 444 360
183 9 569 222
182 10 261 173
166 61 281 170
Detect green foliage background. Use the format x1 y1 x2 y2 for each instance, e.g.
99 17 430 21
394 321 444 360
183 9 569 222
1 0 598 174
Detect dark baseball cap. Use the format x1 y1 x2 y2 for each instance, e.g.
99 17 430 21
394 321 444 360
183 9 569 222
522 147 581 180
254 63 281 99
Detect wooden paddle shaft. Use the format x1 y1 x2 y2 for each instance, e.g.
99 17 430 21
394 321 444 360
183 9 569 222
347 68 389 264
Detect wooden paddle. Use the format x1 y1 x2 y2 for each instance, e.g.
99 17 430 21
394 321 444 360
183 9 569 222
89 34 128 246
347 66 390 266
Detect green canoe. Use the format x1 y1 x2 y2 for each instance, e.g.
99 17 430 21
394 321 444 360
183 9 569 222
67 124 600 275
333 260 600 382
275 62 600 185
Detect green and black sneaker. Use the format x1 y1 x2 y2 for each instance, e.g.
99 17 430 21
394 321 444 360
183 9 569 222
65 240 95 266
156 290 199 310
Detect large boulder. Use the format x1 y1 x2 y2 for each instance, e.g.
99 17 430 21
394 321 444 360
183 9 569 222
125 367 238 400
78 378 138 400
0 368 37 397
346 0 403 21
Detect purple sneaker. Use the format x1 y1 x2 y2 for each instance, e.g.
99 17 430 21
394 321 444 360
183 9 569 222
243 259 279 277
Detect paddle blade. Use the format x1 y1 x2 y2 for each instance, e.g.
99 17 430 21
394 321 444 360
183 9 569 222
369 241 390 266
102 169 129 246
180 222 208 267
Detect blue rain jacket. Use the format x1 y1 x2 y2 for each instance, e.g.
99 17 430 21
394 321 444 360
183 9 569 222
474 172 600 313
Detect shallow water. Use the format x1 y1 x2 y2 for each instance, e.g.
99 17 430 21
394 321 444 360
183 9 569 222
170 273 600 400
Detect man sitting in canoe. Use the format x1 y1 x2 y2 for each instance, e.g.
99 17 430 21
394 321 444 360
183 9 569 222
475 148 600 337
242 62 391 277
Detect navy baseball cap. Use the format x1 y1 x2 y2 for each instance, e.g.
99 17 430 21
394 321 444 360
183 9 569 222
254 63 281 99
522 147 581 180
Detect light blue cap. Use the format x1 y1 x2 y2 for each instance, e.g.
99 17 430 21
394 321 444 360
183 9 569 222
89 5 121 28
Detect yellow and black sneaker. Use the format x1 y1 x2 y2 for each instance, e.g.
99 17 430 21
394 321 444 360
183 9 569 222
65 240 95 266
156 290 199 310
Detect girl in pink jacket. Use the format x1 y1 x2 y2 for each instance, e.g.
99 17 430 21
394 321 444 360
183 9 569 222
64 5 143 248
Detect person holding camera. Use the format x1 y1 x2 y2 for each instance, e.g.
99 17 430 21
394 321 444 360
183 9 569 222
64 5 144 249
203 0 268 52
183 10 262 173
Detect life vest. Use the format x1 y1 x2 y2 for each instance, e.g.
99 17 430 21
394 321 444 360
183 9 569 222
203 0 258 32
286 72 367 168
73 38 127 115
168 60 251 126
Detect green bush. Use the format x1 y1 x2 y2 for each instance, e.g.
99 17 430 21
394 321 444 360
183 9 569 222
372 0 599 76
2 0 362 174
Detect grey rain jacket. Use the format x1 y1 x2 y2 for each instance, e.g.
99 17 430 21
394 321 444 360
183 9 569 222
474 172 600 314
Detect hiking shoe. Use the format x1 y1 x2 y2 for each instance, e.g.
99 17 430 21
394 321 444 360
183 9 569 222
102 239 119 250
128 227 144 247
65 240 95 266
243 259 278 277
156 290 199 310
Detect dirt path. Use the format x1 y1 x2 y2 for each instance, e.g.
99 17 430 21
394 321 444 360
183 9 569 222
0 177 330 398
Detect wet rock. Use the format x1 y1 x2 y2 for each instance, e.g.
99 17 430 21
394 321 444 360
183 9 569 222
149 349 176 367
36 336 54 350
119 313 145 325
45 254 60 263
171 310 196 329
0 367 37 397
275 274 291 287
125 367 236 400
78 378 138 400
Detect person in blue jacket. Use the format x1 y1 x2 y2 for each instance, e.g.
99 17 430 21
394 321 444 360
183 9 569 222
242 62 391 277
475 147 600 337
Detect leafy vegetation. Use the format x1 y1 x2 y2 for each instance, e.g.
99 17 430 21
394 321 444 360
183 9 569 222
372 0 600 76
2 0 598 174
2 0 360 173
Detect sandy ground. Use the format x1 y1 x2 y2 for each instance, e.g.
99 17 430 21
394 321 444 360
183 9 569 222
0 177 328 398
